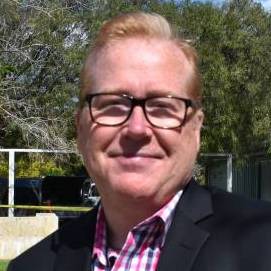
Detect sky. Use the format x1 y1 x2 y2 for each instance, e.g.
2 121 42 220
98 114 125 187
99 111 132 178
201 0 271 10
260 0 271 11
256 0 271 9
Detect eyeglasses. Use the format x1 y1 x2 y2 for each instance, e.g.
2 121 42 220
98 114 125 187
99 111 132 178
84 93 201 129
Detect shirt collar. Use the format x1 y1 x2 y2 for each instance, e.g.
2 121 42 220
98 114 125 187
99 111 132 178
132 190 183 233
92 190 183 262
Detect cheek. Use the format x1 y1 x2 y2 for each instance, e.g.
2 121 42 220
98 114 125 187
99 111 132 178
77 128 99 177
91 126 119 151
157 127 195 156
171 126 200 160
79 125 119 165
78 127 98 159
76 110 90 152
77 112 104 151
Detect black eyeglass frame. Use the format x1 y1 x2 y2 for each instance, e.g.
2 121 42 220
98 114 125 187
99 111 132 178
84 93 201 129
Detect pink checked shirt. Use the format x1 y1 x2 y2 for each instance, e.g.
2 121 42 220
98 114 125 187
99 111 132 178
91 190 182 271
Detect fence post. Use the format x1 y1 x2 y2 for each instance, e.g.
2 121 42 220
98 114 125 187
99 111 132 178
8 150 15 217
227 154 233 192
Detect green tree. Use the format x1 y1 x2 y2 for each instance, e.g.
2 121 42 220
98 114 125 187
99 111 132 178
0 0 87 150
175 0 271 158
1 0 271 163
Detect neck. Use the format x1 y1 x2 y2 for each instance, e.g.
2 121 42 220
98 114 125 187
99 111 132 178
101 197 161 250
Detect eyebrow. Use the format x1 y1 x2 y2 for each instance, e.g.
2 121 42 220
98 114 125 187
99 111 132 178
91 89 178 97
145 89 176 97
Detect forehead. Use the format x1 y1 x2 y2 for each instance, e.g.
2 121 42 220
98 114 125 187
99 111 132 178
85 38 193 97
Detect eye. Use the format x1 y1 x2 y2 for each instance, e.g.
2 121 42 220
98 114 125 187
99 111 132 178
147 98 180 113
92 95 127 109
91 95 131 118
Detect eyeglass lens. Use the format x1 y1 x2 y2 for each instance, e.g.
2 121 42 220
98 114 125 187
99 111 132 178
90 94 187 128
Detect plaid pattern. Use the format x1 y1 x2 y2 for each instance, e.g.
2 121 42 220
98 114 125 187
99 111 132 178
91 190 182 271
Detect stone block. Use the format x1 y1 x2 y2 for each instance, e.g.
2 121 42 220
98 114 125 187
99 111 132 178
0 213 58 260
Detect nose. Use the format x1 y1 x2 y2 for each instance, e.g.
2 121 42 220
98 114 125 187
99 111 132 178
123 106 151 139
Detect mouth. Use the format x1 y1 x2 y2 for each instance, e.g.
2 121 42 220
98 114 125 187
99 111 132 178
108 151 164 159
106 150 165 171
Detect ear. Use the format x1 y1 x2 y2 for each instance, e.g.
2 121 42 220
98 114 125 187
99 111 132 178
194 110 204 151
75 109 82 154
75 109 80 130
195 110 204 129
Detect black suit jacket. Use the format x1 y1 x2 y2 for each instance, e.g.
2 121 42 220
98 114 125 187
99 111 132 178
8 180 271 271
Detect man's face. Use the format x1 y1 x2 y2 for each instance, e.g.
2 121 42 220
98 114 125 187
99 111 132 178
77 38 203 207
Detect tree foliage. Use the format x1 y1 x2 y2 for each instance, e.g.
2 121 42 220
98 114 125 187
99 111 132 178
0 0 88 150
197 0 271 158
0 0 270 164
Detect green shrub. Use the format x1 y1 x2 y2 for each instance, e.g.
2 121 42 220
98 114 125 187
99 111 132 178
0 260 9 271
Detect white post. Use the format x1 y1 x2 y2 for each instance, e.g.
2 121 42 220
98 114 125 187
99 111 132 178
8 150 15 217
226 154 233 192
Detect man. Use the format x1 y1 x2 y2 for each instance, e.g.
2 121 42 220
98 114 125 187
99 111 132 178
8 12 271 271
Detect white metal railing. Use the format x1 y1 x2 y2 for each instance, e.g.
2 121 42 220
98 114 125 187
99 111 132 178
0 149 232 217
0 148 73 217
200 153 233 192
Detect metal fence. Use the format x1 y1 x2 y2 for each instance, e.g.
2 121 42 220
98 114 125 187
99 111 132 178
206 156 271 201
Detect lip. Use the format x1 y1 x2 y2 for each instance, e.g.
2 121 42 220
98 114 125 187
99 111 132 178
108 151 164 170
114 155 160 170
108 151 164 159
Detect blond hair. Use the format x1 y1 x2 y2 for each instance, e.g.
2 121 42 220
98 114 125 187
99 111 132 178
80 12 201 106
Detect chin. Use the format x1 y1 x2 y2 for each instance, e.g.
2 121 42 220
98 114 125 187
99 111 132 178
111 177 154 195
118 185 162 205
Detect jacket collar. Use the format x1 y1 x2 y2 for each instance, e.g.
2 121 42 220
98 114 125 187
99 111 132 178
54 206 98 271
54 180 213 271
157 179 213 271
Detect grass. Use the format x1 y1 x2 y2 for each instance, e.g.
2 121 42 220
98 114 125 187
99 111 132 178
0 261 9 271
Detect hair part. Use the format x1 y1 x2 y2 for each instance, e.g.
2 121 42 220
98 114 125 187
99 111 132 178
79 12 202 108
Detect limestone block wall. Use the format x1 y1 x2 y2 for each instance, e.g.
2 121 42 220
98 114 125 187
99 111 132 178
0 213 58 260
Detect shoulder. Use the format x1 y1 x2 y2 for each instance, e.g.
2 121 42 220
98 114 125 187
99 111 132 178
7 208 97 271
201 186 271 265
206 185 271 217
181 180 271 232
199 184 271 244
175 181 271 269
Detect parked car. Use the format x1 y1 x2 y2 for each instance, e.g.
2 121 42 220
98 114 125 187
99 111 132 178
80 178 100 207
41 176 99 225
0 177 42 216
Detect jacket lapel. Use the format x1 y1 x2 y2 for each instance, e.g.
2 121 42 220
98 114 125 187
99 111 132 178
53 181 212 271
157 180 213 271
54 207 98 271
